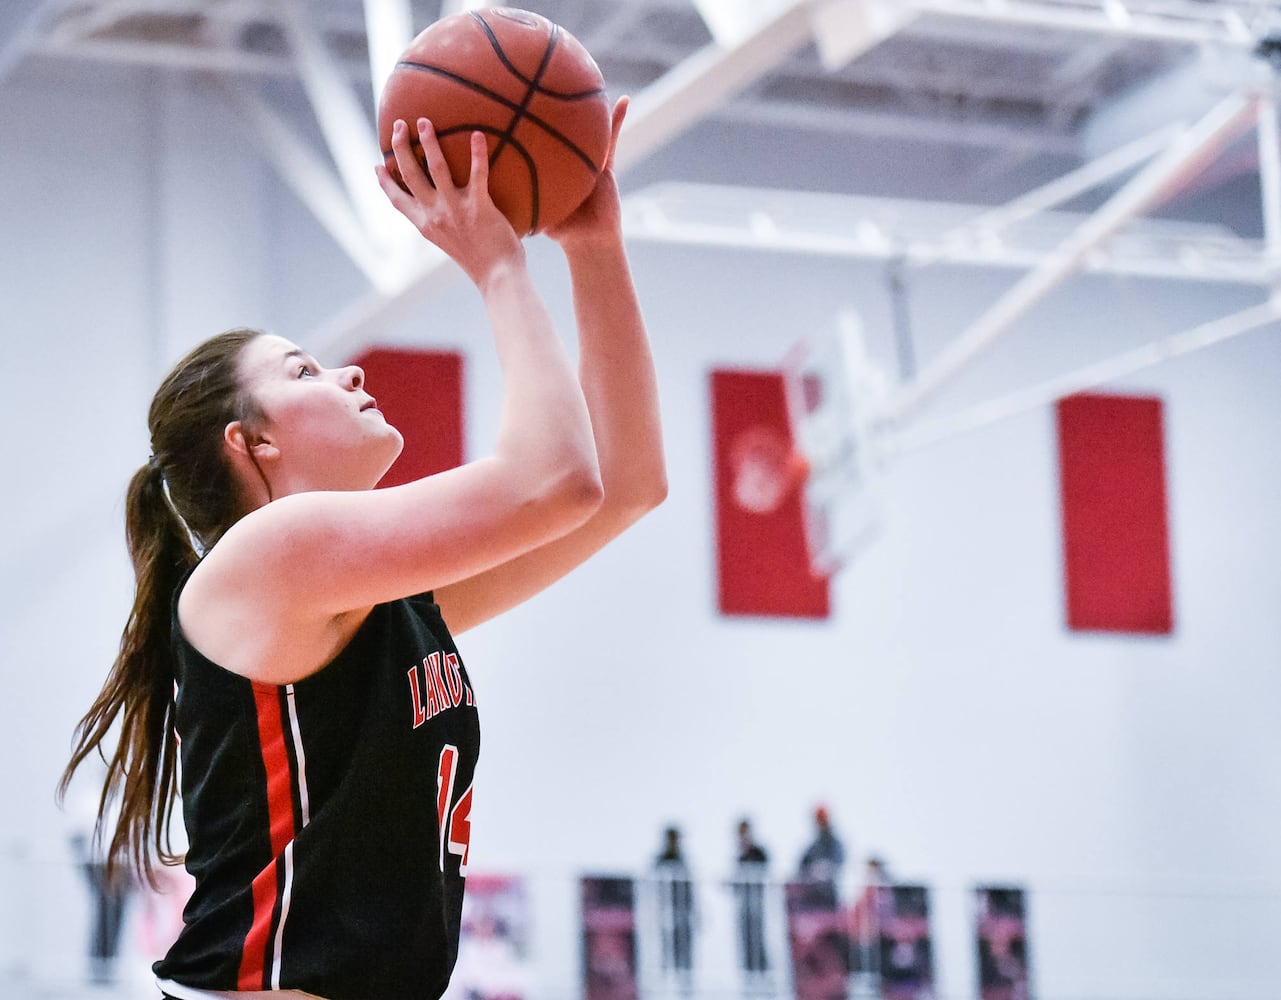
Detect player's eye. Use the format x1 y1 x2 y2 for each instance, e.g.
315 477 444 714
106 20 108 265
298 364 315 378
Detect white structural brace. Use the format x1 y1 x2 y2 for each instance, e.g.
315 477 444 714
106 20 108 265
887 297 1281 454
314 0 872 359
13 0 1281 381
886 89 1264 423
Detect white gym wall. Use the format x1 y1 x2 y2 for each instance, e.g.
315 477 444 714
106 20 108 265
3 34 1280 1000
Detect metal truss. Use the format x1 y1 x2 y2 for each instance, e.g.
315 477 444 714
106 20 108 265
8 0 1281 439
909 0 1281 46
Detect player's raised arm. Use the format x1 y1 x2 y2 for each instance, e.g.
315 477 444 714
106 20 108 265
433 97 667 633
175 122 604 681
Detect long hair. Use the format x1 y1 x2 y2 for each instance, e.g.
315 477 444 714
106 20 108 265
57 327 265 887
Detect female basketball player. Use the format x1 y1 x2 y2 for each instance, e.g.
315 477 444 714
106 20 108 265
59 98 665 999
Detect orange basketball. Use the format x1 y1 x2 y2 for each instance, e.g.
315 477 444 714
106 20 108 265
377 8 612 236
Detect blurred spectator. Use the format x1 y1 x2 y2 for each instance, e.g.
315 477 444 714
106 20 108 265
653 825 696 987
731 818 771 980
798 804 846 900
71 831 133 984
848 855 892 976
66 761 135 985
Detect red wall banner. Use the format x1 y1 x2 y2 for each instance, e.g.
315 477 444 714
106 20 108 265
350 347 465 488
710 369 830 619
581 876 639 1000
1056 392 1173 634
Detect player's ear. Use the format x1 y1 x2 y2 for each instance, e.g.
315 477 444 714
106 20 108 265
224 420 280 465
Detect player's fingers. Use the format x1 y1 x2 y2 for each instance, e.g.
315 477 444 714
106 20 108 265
374 162 416 215
416 118 457 192
390 118 434 199
605 96 629 170
467 130 489 191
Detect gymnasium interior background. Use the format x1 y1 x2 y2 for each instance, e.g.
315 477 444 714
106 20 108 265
3 1 1280 998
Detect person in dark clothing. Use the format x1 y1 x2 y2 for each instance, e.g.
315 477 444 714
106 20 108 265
654 826 696 987
71 832 133 984
731 818 771 981
798 804 847 899
57 99 665 1000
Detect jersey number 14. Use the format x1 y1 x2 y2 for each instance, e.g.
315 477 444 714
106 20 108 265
436 744 473 875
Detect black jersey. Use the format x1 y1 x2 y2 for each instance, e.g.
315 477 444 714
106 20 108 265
153 590 480 1000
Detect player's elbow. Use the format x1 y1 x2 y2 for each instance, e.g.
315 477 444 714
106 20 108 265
645 470 669 512
603 467 668 529
628 475 668 522
547 458 605 527
569 464 607 517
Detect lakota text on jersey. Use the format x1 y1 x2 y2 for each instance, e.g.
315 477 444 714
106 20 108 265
407 651 476 728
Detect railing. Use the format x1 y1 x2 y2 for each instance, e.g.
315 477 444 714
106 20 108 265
4 839 1281 1000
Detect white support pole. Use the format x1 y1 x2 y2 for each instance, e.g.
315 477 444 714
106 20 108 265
277 0 404 253
437 0 499 16
1256 91 1281 264
956 122 1182 237
888 90 1260 423
220 82 393 290
915 0 1253 47
363 0 416 111
307 0 855 357
618 0 917 174
888 298 1281 454
614 1 817 174
305 252 459 364
693 0 808 45
0 0 57 85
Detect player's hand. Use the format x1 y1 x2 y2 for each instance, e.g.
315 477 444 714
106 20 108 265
546 96 628 250
376 118 524 287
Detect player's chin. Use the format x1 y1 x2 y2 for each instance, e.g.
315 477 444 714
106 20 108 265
373 428 406 477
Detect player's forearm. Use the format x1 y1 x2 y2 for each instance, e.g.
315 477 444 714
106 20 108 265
482 258 601 496
564 237 667 511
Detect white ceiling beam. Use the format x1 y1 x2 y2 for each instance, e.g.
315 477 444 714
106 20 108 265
277 0 403 254
616 2 814 171
437 0 499 17
32 33 294 73
810 0 917 71
310 0 891 358
954 121 1184 237
0 0 60 84
888 90 1262 423
914 0 1257 46
305 247 457 364
363 0 416 111
715 91 1078 156
889 298 1281 454
615 0 919 174
693 0 793 46
620 181 1272 285
218 81 393 290
1257 93 1281 261
46 0 173 43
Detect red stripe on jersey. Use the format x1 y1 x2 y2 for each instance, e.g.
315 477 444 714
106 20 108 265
238 686 297 989
239 858 282 990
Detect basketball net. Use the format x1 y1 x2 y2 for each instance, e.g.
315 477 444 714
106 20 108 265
782 308 890 576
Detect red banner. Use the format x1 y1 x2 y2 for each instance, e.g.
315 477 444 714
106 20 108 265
785 880 848 1000
975 886 1031 1000
710 369 830 618
581 876 639 1000
1057 392 1173 634
445 874 533 1000
350 347 465 488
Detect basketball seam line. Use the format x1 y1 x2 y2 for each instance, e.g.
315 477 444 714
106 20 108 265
386 62 602 174
487 20 562 231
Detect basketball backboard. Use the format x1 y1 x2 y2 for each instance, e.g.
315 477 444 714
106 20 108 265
782 309 890 576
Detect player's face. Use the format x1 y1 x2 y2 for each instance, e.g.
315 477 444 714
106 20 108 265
237 334 404 491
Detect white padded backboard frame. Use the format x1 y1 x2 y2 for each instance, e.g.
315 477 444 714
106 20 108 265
782 309 890 576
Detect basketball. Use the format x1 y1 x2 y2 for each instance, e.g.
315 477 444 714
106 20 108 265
377 8 612 236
